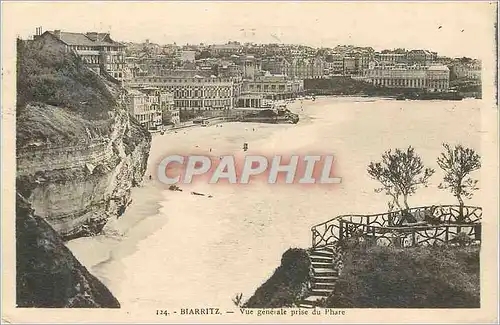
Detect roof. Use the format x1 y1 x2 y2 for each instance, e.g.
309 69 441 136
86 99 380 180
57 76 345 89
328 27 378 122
47 31 125 47
127 89 146 96
427 65 449 71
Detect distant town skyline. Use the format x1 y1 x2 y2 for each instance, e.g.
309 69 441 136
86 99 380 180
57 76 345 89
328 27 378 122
6 1 497 59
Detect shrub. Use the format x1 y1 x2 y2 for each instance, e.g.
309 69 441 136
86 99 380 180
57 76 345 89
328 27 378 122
327 245 480 308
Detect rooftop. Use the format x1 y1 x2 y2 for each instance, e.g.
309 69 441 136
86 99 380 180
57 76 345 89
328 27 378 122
46 30 125 48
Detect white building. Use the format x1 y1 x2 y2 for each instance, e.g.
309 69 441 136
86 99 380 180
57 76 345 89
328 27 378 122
128 75 243 111
33 29 126 81
364 63 450 91
126 87 177 129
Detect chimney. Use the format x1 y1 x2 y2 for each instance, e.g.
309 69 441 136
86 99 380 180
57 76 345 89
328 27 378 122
53 30 61 39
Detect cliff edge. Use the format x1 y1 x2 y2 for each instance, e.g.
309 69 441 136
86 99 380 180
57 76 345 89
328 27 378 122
16 38 151 239
16 194 120 308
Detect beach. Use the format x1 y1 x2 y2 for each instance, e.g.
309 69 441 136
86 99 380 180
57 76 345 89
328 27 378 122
66 96 482 310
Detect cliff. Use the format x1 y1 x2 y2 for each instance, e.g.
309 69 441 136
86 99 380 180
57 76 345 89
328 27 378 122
16 39 151 240
243 248 311 308
16 194 120 308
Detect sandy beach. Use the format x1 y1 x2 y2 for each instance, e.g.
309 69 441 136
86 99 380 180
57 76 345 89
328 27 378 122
66 96 482 310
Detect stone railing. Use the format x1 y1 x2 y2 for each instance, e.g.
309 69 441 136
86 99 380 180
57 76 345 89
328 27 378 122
311 205 482 248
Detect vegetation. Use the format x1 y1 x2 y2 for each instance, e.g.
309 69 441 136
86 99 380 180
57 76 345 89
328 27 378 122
367 146 435 212
17 39 116 120
179 110 199 122
304 77 420 97
16 39 126 149
324 245 480 308
243 248 311 308
16 104 114 149
437 144 481 222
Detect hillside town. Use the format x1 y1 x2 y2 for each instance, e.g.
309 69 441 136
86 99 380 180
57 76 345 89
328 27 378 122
30 28 482 131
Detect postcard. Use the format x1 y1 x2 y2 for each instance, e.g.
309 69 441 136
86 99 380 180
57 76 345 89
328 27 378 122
1 1 498 323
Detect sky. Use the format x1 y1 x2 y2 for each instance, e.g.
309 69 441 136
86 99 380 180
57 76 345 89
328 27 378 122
3 1 498 58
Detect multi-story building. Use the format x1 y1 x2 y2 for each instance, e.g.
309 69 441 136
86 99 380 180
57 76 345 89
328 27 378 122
363 63 449 91
450 60 482 81
285 57 325 79
242 74 304 99
425 65 450 91
33 28 126 80
210 41 244 56
343 56 357 75
126 87 177 128
406 50 437 65
128 75 243 111
239 55 261 80
374 52 407 65
261 57 290 76
126 89 155 128
325 54 345 75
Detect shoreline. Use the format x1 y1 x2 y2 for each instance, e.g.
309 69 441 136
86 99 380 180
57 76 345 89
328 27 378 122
65 96 482 308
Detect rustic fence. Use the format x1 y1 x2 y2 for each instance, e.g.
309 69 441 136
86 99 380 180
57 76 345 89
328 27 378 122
311 205 482 248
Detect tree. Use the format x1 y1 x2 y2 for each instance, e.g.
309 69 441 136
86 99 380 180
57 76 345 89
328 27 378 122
367 146 435 212
437 144 481 222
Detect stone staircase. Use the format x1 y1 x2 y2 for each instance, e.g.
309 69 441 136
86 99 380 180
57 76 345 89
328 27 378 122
299 244 343 308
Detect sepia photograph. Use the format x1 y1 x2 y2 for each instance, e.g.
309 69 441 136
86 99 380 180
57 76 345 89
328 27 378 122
1 1 499 323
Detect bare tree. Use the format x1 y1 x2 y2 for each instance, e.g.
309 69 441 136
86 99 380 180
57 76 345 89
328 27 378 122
437 144 481 223
232 293 243 307
367 146 435 212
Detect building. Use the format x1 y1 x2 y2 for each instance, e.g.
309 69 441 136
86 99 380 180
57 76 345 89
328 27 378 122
425 65 450 91
33 28 126 81
126 89 154 128
239 55 261 80
242 73 304 99
374 52 407 65
285 57 325 80
324 55 345 75
128 75 243 111
210 41 243 56
126 87 177 128
343 56 357 75
364 63 450 91
450 60 481 81
179 50 196 63
406 50 437 65
261 57 290 76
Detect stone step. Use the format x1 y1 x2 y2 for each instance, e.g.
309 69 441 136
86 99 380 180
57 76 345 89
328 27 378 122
310 257 333 263
299 304 314 309
313 246 336 252
309 289 332 297
313 275 339 283
312 282 336 290
298 300 316 308
312 262 334 269
313 270 339 277
309 251 334 258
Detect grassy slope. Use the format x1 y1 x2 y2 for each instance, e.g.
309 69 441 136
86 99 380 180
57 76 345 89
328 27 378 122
243 248 311 308
327 245 480 308
16 39 117 149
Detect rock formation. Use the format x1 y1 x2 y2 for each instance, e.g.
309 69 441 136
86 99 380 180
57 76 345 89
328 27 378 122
16 194 120 308
15 38 151 307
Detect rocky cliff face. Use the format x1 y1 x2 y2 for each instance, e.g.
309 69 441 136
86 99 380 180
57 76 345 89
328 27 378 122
17 105 151 239
16 194 121 308
15 39 151 307
16 39 151 240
